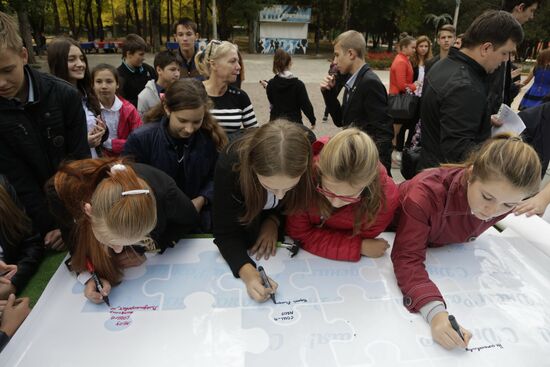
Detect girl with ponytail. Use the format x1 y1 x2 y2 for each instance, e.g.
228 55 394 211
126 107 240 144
391 134 542 351
47 158 199 303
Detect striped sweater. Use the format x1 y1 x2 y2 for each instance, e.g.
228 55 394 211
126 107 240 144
209 86 258 134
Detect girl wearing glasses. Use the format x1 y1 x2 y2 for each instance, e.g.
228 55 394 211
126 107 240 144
391 134 541 350
124 79 228 232
286 128 399 260
195 40 258 136
46 158 199 304
213 120 315 303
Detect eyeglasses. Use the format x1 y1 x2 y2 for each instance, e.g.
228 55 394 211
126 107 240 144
315 184 363 204
207 40 222 60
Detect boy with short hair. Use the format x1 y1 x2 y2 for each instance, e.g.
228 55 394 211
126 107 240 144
138 50 181 117
320 30 394 175
0 11 89 249
117 34 157 107
173 18 201 78
425 24 456 74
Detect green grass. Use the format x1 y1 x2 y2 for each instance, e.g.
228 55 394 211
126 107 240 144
19 251 67 306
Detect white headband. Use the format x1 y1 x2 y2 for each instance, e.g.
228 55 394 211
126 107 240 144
121 189 150 196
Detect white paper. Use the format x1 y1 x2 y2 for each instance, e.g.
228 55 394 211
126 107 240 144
2 235 550 367
491 103 526 136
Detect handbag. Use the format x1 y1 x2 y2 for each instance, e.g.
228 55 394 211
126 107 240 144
400 119 423 179
388 92 420 120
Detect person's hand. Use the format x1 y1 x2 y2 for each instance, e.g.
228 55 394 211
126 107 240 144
87 129 104 148
514 193 550 217
360 238 390 258
0 282 16 300
0 294 31 337
320 75 336 91
250 218 278 260
191 196 206 213
0 261 17 284
44 229 65 251
239 264 278 303
259 80 268 89
511 68 522 79
430 312 472 350
490 114 503 127
84 277 111 304
115 247 146 268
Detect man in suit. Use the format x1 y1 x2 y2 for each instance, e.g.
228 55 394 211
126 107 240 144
321 30 394 175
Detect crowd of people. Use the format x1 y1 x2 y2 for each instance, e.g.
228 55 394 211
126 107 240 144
1 0 550 354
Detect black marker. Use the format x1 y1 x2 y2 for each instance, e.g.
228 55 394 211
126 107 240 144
257 266 276 304
448 314 465 341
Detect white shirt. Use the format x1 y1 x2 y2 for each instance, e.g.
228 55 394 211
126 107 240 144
415 65 425 97
263 191 279 210
100 96 123 150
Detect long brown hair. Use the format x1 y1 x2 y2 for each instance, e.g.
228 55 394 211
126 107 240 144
54 158 157 284
316 129 384 234
411 35 433 68
144 79 228 151
0 181 32 247
445 133 541 195
233 120 314 224
48 37 101 116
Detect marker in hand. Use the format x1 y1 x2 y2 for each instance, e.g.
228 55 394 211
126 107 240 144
86 259 111 307
448 314 465 347
257 266 276 304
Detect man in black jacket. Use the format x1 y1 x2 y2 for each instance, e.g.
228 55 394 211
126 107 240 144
321 30 394 175
418 10 523 170
0 12 89 249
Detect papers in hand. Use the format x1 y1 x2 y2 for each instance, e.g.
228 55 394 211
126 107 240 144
491 104 526 136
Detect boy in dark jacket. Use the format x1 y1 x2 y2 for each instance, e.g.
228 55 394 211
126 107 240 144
320 30 394 175
117 34 157 107
0 12 89 249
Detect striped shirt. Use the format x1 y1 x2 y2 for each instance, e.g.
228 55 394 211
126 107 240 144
210 86 258 133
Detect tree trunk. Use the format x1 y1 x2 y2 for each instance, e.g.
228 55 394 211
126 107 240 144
132 0 141 34
52 0 61 34
85 0 95 41
126 0 132 34
192 0 199 29
342 0 351 31
166 0 171 43
149 0 161 51
16 10 36 64
96 0 104 41
62 0 77 37
142 0 148 39
200 0 206 37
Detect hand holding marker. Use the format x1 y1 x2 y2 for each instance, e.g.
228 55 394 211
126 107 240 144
86 259 111 307
258 266 276 304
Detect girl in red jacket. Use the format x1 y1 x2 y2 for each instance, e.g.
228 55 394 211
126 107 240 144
92 64 142 157
286 128 399 261
390 33 419 166
391 134 541 351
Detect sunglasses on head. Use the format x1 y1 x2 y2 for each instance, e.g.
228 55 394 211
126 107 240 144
207 40 222 60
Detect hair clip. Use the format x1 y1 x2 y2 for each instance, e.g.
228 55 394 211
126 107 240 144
121 189 150 196
110 164 127 173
